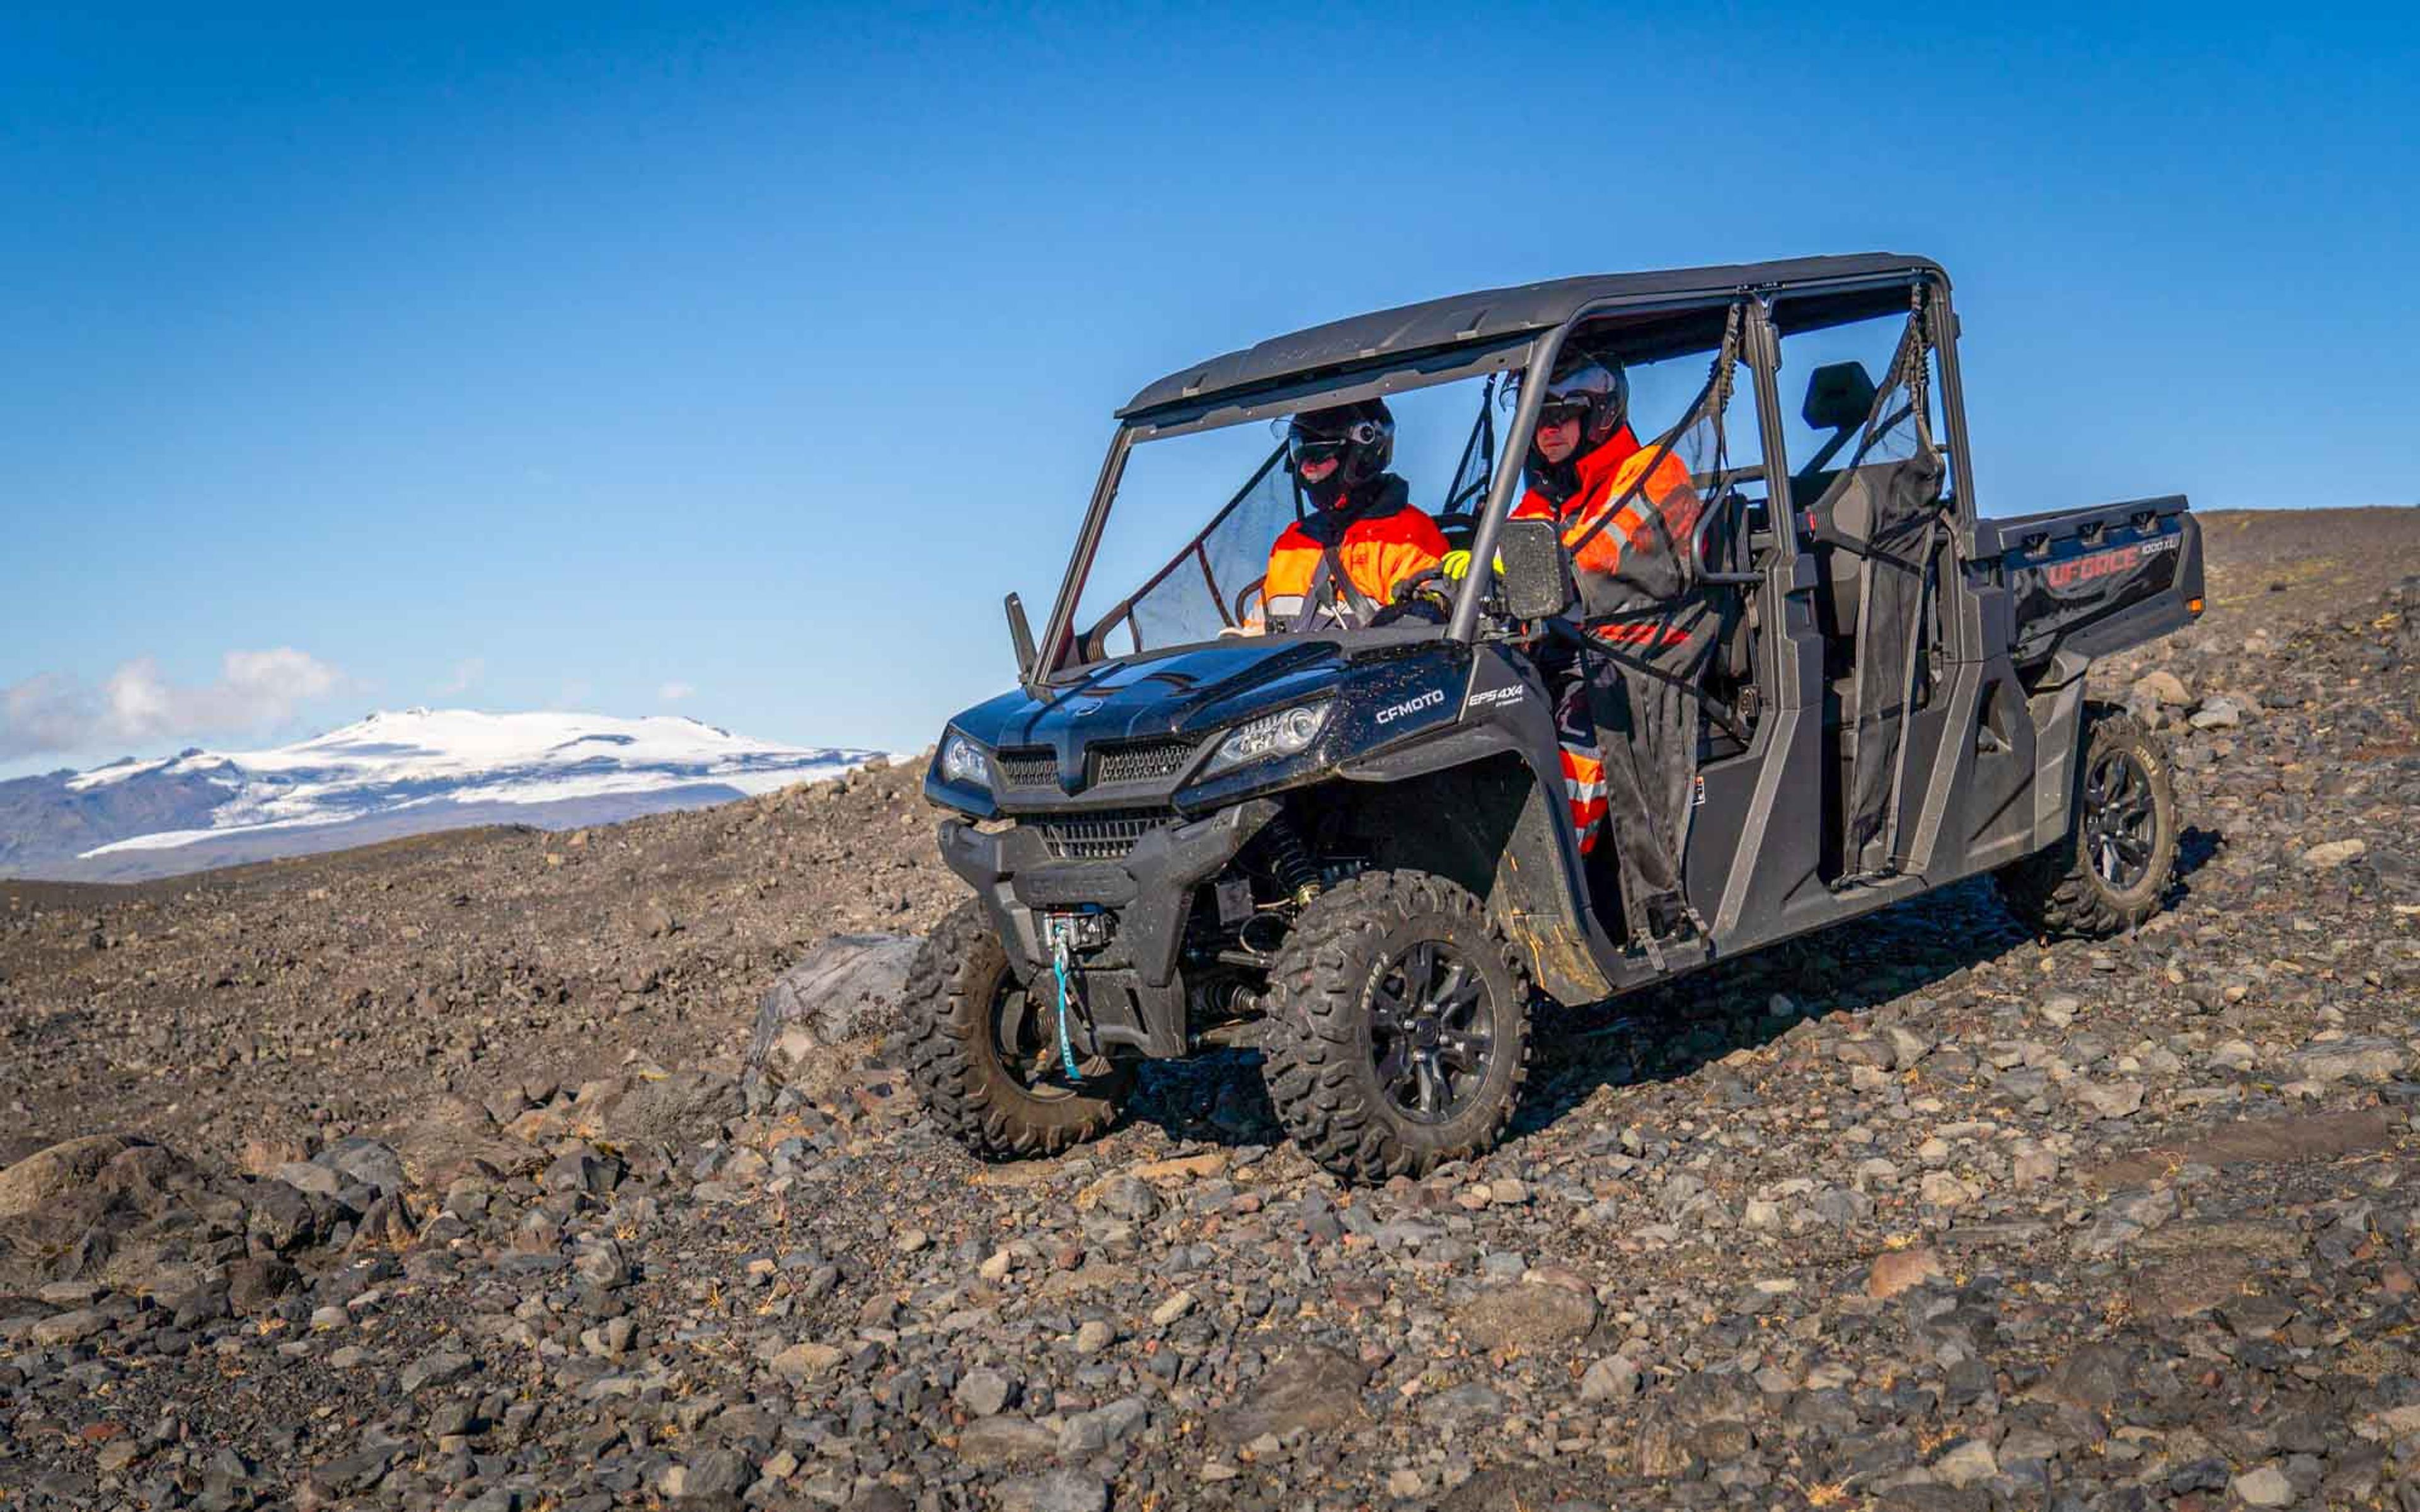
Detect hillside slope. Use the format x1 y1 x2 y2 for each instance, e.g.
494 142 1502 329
1 505 2416 1510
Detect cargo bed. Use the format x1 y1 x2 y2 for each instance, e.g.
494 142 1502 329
1973 494 2204 668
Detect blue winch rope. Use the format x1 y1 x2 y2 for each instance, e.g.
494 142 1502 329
1050 941 1081 1081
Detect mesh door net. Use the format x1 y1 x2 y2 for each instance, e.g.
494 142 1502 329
1840 297 1950 877
1542 312 1743 947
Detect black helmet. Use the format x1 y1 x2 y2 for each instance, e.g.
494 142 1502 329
1535 354 1629 454
1283 399 1394 508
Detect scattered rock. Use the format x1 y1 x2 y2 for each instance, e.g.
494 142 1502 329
2286 1036 2406 1084
772 1341 845 1380
1579 1354 1640 1401
0 1135 140 1220
2075 1079 2146 1120
400 1349 475 1393
1453 1280 1598 1350
660 1448 754 1502
994 1469 1108 1512
2301 838 2366 868
28 1307 111 1346
956 1416 1057 1467
953 1365 1017 1417
2133 669 2191 707
1933 1438 1998 1489
1206 1344 1369 1443
744 934 922 1066
1865 1246 1947 1299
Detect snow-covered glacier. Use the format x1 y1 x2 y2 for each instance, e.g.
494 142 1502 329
1 709 889 880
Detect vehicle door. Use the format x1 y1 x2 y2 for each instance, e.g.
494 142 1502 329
1770 289 1957 885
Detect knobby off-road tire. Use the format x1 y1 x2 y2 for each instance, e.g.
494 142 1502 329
1260 869 1533 1183
904 897 1131 1160
1996 706 2179 939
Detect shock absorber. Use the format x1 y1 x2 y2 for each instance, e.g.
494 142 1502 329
1261 813 1322 907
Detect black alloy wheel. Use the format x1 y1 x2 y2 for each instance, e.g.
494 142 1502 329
905 898 1131 1160
1367 940 1495 1123
991 979 1081 1099
2081 743 2158 891
1993 707 2178 940
1261 869 1533 1183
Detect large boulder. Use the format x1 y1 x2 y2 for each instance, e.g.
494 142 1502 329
391 1096 544 1194
746 934 924 1071
0 1136 235 1295
0 1135 143 1221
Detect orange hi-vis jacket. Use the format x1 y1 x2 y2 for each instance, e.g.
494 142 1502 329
1512 424 1701 606
1259 476 1448 627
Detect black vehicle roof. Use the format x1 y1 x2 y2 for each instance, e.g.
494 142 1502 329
1118 252 1945 421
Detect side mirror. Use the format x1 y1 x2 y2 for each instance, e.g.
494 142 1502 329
1004 592 1039 679
1801 361 1877 435
1494 518 1574 621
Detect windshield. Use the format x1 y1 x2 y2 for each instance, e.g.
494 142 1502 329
1067 374 1502 662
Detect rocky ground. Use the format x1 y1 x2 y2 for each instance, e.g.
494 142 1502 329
0 761 965 1171
2 506 2417 1512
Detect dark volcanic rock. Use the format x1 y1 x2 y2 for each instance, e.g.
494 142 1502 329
6 530 2420 1509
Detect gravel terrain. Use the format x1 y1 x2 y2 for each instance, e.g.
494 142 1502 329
3 505 2417 1511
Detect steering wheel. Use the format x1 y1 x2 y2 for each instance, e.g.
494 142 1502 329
1390 565 1449 605
1233 575 1267 626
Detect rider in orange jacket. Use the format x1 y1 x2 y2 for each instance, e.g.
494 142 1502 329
1513 356 1712 949
1512 358 1702 607
1253 401 1449 631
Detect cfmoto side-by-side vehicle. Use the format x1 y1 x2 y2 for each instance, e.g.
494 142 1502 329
909 255 2201 1181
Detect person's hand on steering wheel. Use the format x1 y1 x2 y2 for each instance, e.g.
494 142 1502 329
1371 566 1451 627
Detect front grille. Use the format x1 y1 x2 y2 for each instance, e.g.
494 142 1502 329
1089 738 1196 787
1033 810 1176 861
998 748 1058 788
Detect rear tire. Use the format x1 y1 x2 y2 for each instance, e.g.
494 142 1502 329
1995 707 2178 939
905 898 1131 1160
1260 870 1531 1183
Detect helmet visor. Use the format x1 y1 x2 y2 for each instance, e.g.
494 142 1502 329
1276 416 1385 468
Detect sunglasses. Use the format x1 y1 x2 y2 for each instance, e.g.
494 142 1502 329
1535 399 1593 428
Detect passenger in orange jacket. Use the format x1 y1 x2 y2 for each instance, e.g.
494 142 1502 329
1512 359 1702 609
1513 357 1714 951
1251 401 1449 632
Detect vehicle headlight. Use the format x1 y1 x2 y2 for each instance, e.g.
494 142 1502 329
1204 702 1331 777
940 732 991 787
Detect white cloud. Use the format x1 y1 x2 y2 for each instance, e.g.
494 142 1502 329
439 656 485 697
658 681 695 704
1 648 347 759
2 673 95 759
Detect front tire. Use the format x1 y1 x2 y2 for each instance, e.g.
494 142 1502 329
1260 871 1532 1183
1996 707 2179 938
905 898 1131 1160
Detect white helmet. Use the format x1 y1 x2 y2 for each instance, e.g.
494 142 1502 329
1538 355 1630 451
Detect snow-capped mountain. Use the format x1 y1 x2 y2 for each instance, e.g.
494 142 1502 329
0 709 889 881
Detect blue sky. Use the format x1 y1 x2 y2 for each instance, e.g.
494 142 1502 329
4 2 2414 774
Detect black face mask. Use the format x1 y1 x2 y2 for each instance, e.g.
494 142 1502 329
1526 447 1579 506
1294 454 1352 510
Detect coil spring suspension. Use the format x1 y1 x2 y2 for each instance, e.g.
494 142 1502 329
1262 814 1322 906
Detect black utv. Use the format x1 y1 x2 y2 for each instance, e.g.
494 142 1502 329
909 254 2202 1182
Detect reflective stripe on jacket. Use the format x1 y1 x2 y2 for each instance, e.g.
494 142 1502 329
1512 425 1700 601
1260 476 1448 625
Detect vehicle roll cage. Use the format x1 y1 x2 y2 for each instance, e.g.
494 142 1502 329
1030 259 1977 689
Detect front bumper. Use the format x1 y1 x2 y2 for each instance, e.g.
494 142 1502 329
936 799 1279 1058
